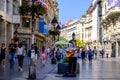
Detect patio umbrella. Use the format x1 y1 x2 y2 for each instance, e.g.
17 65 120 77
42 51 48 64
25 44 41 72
54 41 69 45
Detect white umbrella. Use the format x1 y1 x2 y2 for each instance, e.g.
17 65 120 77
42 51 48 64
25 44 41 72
54 41 69 45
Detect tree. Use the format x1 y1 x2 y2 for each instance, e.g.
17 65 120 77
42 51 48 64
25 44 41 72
75 38 86 47
56 37 68 48
59 37 68 42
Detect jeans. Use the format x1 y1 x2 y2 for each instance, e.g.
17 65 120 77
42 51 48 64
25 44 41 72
9 53 15 69
18 55 24 68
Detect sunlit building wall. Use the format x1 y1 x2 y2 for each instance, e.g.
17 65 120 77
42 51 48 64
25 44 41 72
61 19 83 42
0 0 58 49
101 0 120 57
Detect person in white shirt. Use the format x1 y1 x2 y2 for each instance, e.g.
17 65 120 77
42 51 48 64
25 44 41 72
93 47 98 59
17 42 24 71
46 47 51 56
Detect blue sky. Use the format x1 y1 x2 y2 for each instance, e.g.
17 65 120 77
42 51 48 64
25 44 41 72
58 0 92 24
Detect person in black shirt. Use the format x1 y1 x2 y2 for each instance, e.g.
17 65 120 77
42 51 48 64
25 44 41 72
0 43 6 71
34 43 38 54
8 39 17 69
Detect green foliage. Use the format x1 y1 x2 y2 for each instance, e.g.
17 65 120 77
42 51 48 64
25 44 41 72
62 57 69 63
75 38 86 47
19 2 46 16
56 37 68 48
82 14 86 18
59 37 68 42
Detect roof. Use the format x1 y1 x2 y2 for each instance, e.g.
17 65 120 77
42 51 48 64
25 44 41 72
62 20 73 28
86 4 94 14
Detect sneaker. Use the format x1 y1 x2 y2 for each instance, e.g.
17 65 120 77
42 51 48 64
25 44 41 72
20 68 23 71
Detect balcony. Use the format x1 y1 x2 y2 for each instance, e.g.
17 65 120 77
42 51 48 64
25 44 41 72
103 7 120 20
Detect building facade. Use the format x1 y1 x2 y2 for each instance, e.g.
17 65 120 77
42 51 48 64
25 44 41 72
101 0 120 57
0 0 59 51
60 0 101 50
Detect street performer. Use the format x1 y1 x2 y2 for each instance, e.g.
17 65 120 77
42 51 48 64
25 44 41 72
66 46 77 75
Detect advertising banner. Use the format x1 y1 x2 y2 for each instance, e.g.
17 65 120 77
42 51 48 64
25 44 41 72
44 24 48 35
38 18 44 33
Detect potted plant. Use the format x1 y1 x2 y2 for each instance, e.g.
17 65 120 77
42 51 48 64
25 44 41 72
19 0 48 16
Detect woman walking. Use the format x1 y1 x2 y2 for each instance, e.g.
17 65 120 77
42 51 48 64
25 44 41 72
39 46 47 67
16 42 24 71
8 39 17 69
0 43 6 71
87 48 93 64
81 48 86 63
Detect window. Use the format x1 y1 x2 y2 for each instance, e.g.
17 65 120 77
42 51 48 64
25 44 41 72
6 0 10 14
105 4 107 13
0 0 4 11
22 18 31 28
13 0 19 14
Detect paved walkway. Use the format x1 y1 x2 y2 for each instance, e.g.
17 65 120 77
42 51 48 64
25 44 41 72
0 57 120 80
43 58 120 80
0 57 57 80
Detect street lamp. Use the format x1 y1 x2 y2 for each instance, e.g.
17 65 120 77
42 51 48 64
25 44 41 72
51 17 58 26
70 32 76 48
56 24 61 41
72 32 76 40
19 0 48 79
51 17 59 41
50 17 59 64
13 28 19 43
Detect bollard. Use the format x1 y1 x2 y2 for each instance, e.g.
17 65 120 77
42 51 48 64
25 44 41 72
28 48 36 79
28 61 36 79
106 54 108 58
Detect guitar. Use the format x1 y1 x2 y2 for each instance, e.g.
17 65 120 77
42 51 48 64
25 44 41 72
66 50 75 58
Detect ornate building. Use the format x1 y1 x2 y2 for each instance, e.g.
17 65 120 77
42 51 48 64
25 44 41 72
0 0 59 51
101 0 120 57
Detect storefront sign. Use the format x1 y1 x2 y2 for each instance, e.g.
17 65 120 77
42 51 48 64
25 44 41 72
38 18 44 33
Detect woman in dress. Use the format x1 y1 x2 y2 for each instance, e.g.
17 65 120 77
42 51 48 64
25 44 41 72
0 43 6 71
39 46 47 67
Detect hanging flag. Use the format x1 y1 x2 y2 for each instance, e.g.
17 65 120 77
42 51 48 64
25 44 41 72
38 18 44 33
44 24 48 35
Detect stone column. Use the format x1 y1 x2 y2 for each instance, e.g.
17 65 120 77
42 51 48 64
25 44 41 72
4 20 7 45
116 40 118 57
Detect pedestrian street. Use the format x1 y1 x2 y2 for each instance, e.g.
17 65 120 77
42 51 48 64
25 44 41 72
44 58 120 80
0 57 120 80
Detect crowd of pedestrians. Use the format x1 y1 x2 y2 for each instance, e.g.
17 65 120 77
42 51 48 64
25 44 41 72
0 39 49 72
0 38 107 73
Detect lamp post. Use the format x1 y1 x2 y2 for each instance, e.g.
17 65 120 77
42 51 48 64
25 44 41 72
13 28 19 43
70 32 76 48
72 32 75 40
51 17 58 41
56 24 61 41
19 0 48 79
50 17 59 64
